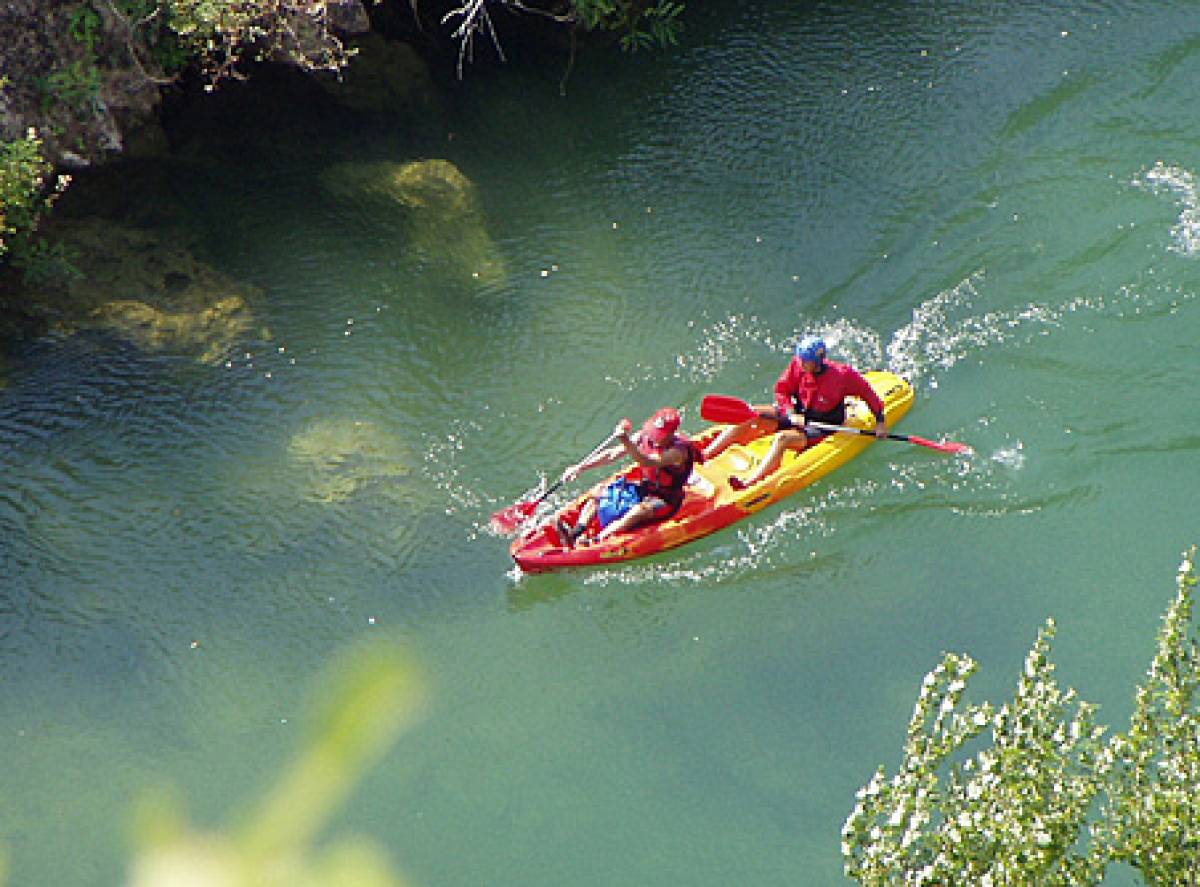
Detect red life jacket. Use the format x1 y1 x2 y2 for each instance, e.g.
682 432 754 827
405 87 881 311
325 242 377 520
637 433 702 501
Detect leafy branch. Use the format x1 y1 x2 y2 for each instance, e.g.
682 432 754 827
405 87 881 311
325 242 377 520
844 547 1200 885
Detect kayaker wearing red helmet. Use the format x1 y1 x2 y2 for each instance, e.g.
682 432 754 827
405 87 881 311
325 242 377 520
556 407 702 547
704 335 888 489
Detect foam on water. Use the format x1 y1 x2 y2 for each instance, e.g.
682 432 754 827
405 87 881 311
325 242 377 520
990 441 1027 470
1137 162 1200 256
885 214 1196 392
601 313 890 390
602 313 781 388
421 418 490 519
887 271 1066 389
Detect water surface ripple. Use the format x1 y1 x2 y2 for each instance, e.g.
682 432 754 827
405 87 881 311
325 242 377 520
2 2 1199 885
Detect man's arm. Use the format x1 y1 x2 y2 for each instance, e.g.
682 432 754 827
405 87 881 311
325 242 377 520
616 434 685 469
843 366 888 435
562 442 625 482
774 359 799 417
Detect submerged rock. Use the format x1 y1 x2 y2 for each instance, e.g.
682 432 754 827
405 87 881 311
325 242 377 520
389 158 477 214
287 418 413 504
34 219 265 365
89 296 256 366
320 158 507 285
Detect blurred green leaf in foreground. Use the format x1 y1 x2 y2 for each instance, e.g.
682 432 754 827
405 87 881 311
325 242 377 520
128 638 426 887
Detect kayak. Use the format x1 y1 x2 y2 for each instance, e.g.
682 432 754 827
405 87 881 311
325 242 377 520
510 370 914 573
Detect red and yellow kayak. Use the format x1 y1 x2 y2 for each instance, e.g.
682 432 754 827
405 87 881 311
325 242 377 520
510 370 914 573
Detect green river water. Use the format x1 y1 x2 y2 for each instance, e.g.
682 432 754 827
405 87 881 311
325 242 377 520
3 1 1200 883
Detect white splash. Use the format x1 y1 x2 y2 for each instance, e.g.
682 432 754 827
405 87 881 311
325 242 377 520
607 313 782 387
801 319 886 371
1137 162 1200 256
990 441 1026 470
887 271 1066 389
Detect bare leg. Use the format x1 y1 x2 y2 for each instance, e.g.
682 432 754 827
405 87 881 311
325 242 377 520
595 500 660 541
731 430 808 489
575 497 599 529
703 409 778 460
556 486 601 546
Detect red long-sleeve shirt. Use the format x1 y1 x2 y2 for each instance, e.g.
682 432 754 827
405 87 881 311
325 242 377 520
774 358 885 423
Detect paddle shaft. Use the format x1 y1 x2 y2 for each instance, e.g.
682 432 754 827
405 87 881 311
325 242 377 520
527 430 621 505
706 401 887 438
491 431 621 530
699 394 971 455
734 410 900 443
806 420 905 443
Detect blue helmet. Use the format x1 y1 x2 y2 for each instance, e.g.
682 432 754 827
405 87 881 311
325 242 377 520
795 335 827 366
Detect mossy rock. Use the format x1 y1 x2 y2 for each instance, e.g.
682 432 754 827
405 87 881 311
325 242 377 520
320 158 475 212
320 158 507 284
33 219 266 364
288 418 413 504
89 296 257 366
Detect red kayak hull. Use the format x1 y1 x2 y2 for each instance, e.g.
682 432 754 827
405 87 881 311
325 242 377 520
510 371 914 573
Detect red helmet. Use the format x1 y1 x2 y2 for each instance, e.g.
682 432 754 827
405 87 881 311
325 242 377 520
642 407 681 444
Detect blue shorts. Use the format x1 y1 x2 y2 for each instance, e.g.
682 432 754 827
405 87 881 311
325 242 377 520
597 479 682 528
597 478 643 528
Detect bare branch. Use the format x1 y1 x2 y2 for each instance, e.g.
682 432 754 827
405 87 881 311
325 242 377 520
95 0 176 86
442 0 506 80
508 0 575 24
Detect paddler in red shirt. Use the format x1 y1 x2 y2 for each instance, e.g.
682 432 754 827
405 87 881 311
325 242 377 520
703 335 889 490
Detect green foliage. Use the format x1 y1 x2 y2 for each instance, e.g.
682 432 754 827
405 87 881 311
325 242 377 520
118 0 192 76
43 3 106 117
843 548 1200 885
69 3 104 53
163 0 356 85
41 3 105 119
842 629 1107 884
39 59 104 115
573 0 685 52
0 130 67 262
63 0 354 92
1091 547 1200 881
129 637 425 887
9 236 80 287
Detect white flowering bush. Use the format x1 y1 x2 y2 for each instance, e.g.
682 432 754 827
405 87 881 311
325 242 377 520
844 548 1200 886
842 626 1106 885
0 129 55 259
1090 547 1200 881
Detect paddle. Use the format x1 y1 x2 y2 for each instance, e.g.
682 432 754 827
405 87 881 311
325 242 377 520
489 431 620 533
700 394 972 455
